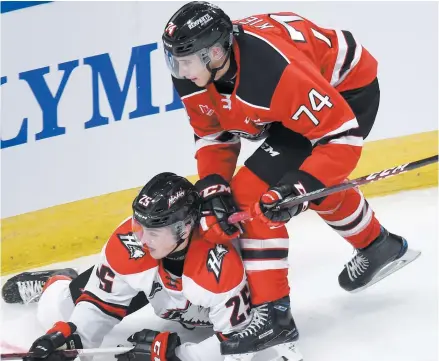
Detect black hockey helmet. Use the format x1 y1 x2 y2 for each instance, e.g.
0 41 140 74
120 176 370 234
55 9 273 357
132 172 200 253
132 172 200 229
162 1 233 81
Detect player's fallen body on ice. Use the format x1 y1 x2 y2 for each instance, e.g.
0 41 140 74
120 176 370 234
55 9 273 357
3 169 419 361
3 172 301 361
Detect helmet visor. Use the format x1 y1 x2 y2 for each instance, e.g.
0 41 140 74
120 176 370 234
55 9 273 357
164 43 228 79
164 48 209 79
132 217 183 249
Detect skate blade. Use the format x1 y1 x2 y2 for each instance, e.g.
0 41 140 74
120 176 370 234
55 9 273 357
275 342 303 361
24 294 41 305
223 342 303 361
350 248 421 293
224 353 253 361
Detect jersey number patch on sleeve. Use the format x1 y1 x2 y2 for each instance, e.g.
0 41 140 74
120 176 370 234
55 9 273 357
292 88 333 126
225 284 251 327
269 14 332 47
96 264 115 293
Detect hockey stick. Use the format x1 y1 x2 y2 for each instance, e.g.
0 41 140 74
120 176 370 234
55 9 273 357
228 154 438 224
0 346 134 360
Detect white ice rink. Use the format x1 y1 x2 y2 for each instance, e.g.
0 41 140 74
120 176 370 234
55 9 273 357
1 188 438 361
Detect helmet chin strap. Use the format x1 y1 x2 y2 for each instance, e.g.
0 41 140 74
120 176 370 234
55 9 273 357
166 226 195 261
205 46 232 85
166 238 187 260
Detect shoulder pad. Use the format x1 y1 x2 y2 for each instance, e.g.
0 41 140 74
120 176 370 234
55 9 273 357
184 236 245 293
235 31 289 109
105 218 158 275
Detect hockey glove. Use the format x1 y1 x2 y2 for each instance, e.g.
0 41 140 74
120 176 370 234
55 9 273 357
195 174 242 243
117 329 181 361
25 322 82 361
254 171 325 227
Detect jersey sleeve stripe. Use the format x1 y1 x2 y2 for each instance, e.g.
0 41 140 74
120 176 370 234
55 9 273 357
331 30 363 87
76 291 128 320
195 134 240 152
194 130 225 141
328 135 363 147
339 30 357 79
309 118 359 146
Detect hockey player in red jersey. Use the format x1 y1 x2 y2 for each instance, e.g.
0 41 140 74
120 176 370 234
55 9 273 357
18 173 301 361
162 1 413 358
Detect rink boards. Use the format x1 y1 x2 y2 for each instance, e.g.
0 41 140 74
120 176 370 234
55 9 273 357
1 130 438 274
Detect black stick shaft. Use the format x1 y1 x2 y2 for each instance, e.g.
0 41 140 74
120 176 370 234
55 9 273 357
228 154 438 224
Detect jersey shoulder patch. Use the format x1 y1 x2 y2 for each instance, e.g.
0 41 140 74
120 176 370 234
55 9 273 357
105 218 158 275
235 29 289 109
184 233 245 293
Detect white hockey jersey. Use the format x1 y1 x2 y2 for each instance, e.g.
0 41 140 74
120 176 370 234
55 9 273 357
68 218 252 361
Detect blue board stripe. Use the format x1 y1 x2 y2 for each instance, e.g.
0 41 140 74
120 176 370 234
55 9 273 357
1 1 53 14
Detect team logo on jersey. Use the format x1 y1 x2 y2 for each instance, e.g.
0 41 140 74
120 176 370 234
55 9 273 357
199 105 214 116
118 233 145 259
162 301 212 327
207 244 229 282
148 281 163 299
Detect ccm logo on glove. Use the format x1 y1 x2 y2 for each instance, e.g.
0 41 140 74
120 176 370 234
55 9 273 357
292 182 309 210
153 340 162 360
200 184 231 198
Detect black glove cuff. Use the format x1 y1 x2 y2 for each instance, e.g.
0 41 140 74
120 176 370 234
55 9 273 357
166 333 182 360
66 333 83 350
279 170 326 205
66 322 77 334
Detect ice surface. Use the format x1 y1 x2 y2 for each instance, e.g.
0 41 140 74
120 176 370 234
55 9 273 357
1 189 437 361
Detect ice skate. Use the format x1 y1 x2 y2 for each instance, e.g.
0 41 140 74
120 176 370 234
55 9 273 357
221 296 303 361
2 268 78 304
339 227 421 293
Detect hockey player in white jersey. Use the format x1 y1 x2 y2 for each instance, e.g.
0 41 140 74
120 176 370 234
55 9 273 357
16 172 301 361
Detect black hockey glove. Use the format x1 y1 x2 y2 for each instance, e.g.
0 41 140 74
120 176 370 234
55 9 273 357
117 329 181 361
194 174 242 243
254 170 325 227
24 322 82 361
